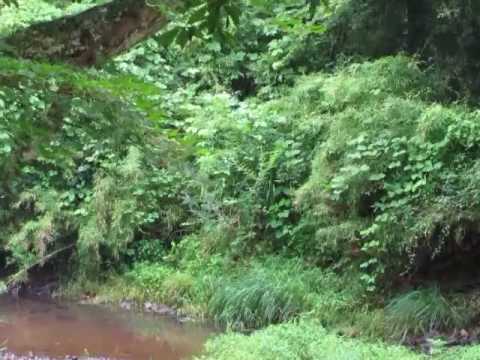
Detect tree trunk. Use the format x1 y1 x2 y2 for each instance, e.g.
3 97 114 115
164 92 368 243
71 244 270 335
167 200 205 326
2 0 170 66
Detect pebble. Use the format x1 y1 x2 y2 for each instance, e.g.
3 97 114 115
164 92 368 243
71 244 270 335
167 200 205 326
144 301 177 317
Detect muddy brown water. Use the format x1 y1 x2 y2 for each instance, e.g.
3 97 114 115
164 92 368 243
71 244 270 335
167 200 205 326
0 295 214 359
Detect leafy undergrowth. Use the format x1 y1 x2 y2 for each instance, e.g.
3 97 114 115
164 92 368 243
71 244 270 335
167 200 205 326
196 320 422 360
0 0 103 34
196 320 480 360
67 255 365 330
9 52 480 300
0 56 189 280
8 53 480 356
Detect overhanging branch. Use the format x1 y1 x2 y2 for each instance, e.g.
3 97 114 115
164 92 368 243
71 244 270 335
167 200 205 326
3 0 170 66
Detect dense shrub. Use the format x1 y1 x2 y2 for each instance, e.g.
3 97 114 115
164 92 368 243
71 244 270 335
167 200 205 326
170 90 322 258
196 320 422 360
6 51 480 297
292 56 480 288
197 319 480 359
0 58 189 276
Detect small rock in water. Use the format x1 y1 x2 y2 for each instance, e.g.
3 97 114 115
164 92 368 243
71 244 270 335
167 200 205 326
0 281 7 295
144 301 176 316
178 315 194 323
144 301 153 311
420 338 434 355
119 299 134 311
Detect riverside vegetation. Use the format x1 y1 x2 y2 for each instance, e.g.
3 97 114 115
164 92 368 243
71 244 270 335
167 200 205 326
3 0 480 359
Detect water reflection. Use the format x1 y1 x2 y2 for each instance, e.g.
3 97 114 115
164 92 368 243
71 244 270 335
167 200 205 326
0 296 213 359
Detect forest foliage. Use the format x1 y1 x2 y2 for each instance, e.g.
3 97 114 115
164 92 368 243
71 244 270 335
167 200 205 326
3 0 480 358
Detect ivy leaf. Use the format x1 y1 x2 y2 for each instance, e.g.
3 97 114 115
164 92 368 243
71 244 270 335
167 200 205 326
368 173 386 181
157 28 181 46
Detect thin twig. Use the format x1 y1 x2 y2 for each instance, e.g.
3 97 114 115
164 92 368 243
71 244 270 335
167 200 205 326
6 244 75 287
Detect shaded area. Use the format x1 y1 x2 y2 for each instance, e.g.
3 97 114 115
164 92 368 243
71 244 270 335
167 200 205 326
407 218 480 292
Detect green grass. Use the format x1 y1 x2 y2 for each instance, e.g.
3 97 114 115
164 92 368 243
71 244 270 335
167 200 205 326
65 264 197 309
385 287 469 338
207 259 319 330
196 320 423 360
197 320 480 359
208 257 362 330
439 347 480 360
62 256 364 329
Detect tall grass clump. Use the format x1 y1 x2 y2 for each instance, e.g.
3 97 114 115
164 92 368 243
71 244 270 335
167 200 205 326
104 263 195 308
385 287 468 338
207 257 360 330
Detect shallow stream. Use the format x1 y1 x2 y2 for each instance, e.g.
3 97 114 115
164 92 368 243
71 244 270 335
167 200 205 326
0 295 213 359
